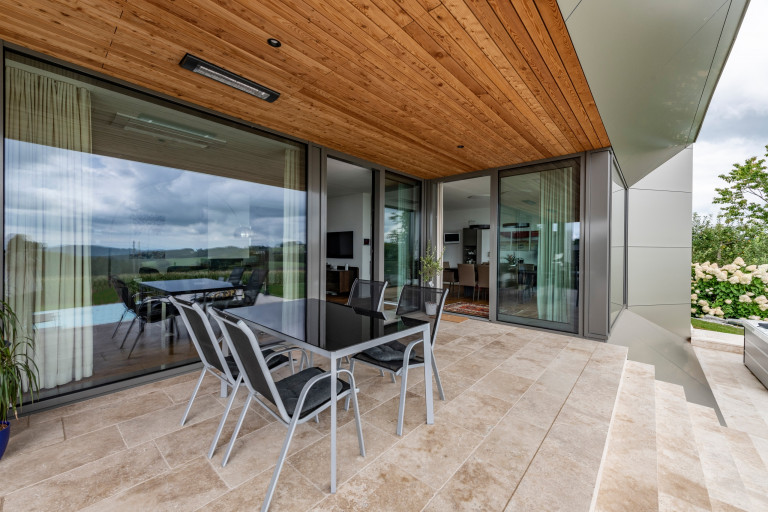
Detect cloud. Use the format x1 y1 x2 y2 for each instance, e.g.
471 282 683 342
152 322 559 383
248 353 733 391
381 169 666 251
693 1 768 217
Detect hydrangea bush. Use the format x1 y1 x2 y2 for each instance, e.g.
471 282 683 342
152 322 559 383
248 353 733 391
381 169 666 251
691 257 768 320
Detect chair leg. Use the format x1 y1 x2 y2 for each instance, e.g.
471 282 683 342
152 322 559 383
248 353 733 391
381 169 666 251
127 321 145 359
390 372 396 383
348 375 365 457
379 369 385 377
222 394 252 467
396 366 409 436
112 310 127 338
261 413 301 512
120 317 137 348
431 353 446 401
209 377 241 459
181 368 207 426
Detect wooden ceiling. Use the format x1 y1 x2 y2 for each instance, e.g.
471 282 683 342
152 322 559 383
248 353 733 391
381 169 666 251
0 0 609 179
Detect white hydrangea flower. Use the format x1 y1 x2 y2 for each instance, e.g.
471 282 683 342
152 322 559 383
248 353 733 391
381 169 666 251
739 295 752 303
734 257 746 266
749 315 760 320
747 265 758 271
728 275 740 284
725 299 732 304
755 295 768 304
698 299 709 306
691 308 697 313
691 293 698 300
760 304 768 312
740 275 752 285
748 292 755 297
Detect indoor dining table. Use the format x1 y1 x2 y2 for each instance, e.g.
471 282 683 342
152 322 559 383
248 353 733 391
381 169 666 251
223 298 434 493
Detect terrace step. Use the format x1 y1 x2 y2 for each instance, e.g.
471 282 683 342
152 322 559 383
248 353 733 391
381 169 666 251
688 403 755 511
654 381 711 511
690 327 743 354
593 361 659 511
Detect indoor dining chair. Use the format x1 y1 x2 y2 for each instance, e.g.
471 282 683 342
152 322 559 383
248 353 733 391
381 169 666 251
210 307 365 512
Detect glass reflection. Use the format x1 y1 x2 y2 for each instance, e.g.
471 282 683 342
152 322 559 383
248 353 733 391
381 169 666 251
384 175 421 302
4 52 306 402
497 160 580 332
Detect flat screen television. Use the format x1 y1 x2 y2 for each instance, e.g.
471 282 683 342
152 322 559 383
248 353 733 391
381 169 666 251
327 231 353 258
444 232 460 244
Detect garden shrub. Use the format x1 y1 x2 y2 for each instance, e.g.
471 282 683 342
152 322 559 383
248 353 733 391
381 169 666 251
691 257 768 320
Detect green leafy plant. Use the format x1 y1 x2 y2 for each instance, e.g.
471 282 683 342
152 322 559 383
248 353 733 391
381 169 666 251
419 242 445 286
691 258 768 320
0 300 39 424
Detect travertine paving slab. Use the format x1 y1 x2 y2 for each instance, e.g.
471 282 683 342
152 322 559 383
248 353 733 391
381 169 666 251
594 361 658 512
3 442 168 512
655 381 711 512
63 390 173 438
689 403 753 511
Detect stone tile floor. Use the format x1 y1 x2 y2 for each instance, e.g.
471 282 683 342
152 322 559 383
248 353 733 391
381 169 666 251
1 318 628 512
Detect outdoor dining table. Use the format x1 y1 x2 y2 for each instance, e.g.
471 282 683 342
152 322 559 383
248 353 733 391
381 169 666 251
223 298 434 493
139 278 239 344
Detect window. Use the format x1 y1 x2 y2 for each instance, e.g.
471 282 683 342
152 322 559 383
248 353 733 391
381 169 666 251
4 51 306 402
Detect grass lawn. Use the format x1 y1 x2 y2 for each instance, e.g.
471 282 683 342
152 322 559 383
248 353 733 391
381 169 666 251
691 318 744 335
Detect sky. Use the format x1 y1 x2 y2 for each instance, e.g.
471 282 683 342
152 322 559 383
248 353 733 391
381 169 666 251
692 1 768 217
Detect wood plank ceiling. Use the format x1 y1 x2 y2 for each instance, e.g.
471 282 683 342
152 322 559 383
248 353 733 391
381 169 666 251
0 0 609 179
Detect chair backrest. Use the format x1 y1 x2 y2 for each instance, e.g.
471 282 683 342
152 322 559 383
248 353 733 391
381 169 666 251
168 296 234 382
457 264 476 286
243 269 269 306
227 266 245 285
395 285 449 345
477 264 490 288
443 261 450 268
111 276 136 311
442 269 455 283
346 279 388 311
209 308 289 420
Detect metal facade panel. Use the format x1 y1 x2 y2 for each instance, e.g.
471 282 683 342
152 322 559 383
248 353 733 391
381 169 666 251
584 150 611 339
562 0 749 185
627 189 692 248
627 246 692 306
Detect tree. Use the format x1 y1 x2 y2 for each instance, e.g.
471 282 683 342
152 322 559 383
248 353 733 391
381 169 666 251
692 213 768 265
713 144 768 226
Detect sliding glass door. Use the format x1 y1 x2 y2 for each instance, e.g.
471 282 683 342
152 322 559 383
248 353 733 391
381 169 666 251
497 159 580 332
384 174 421 302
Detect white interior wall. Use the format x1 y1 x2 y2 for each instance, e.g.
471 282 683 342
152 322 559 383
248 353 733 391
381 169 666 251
326 192 371 279
442 206 490 265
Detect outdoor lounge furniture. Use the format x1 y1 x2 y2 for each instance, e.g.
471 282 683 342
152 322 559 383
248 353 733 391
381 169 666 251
210 307 365 512
168 296 301 460
346 278 388 312
347 285 449 435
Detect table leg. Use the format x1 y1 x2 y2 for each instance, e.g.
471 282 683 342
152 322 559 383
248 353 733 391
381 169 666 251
330 355 338 493
423 326 434 425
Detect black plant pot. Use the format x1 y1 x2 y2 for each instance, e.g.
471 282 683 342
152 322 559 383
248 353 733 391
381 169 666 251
0 421 9 460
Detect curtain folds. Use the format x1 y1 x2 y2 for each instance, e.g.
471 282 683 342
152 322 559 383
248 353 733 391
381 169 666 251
537 167 575 324
4 65 94 389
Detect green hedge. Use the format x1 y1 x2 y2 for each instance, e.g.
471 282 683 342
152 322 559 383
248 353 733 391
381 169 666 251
691 258 768 320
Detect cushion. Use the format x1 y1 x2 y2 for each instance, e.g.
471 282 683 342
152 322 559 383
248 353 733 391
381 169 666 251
275 367 349 418
362 341 419 362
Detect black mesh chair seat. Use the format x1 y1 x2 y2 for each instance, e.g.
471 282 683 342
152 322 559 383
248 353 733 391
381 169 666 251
273 367 349 418
356 341 422 372
204 269 268 310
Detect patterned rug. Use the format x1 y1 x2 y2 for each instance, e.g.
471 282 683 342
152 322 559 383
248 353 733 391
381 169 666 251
444 302 490 317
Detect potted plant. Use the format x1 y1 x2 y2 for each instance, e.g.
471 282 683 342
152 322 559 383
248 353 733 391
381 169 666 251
0 300 39 460
419 242 445 316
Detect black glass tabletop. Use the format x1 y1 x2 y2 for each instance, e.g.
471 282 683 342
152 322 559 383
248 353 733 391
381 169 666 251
224 299 429 353
140 278 236 295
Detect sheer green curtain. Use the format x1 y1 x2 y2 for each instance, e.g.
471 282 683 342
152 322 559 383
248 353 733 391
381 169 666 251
4 65 93 388
536 167 575 323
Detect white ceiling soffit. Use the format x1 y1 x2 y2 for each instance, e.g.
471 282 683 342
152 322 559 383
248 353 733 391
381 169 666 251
560 0 749 186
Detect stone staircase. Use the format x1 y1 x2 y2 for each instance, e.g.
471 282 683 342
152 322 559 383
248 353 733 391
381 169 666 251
593 361 768 511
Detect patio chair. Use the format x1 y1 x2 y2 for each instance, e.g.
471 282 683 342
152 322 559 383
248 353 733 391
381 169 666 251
205 268 268 309
112 277 179 358
209 307 365 512
457 263 477 300
110 275 134 339
168 297 303 459
346 278 388 312
347 285 449 435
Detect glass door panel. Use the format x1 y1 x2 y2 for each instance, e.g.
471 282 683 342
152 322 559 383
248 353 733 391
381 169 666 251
498 159 580 332
384 175 421 303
